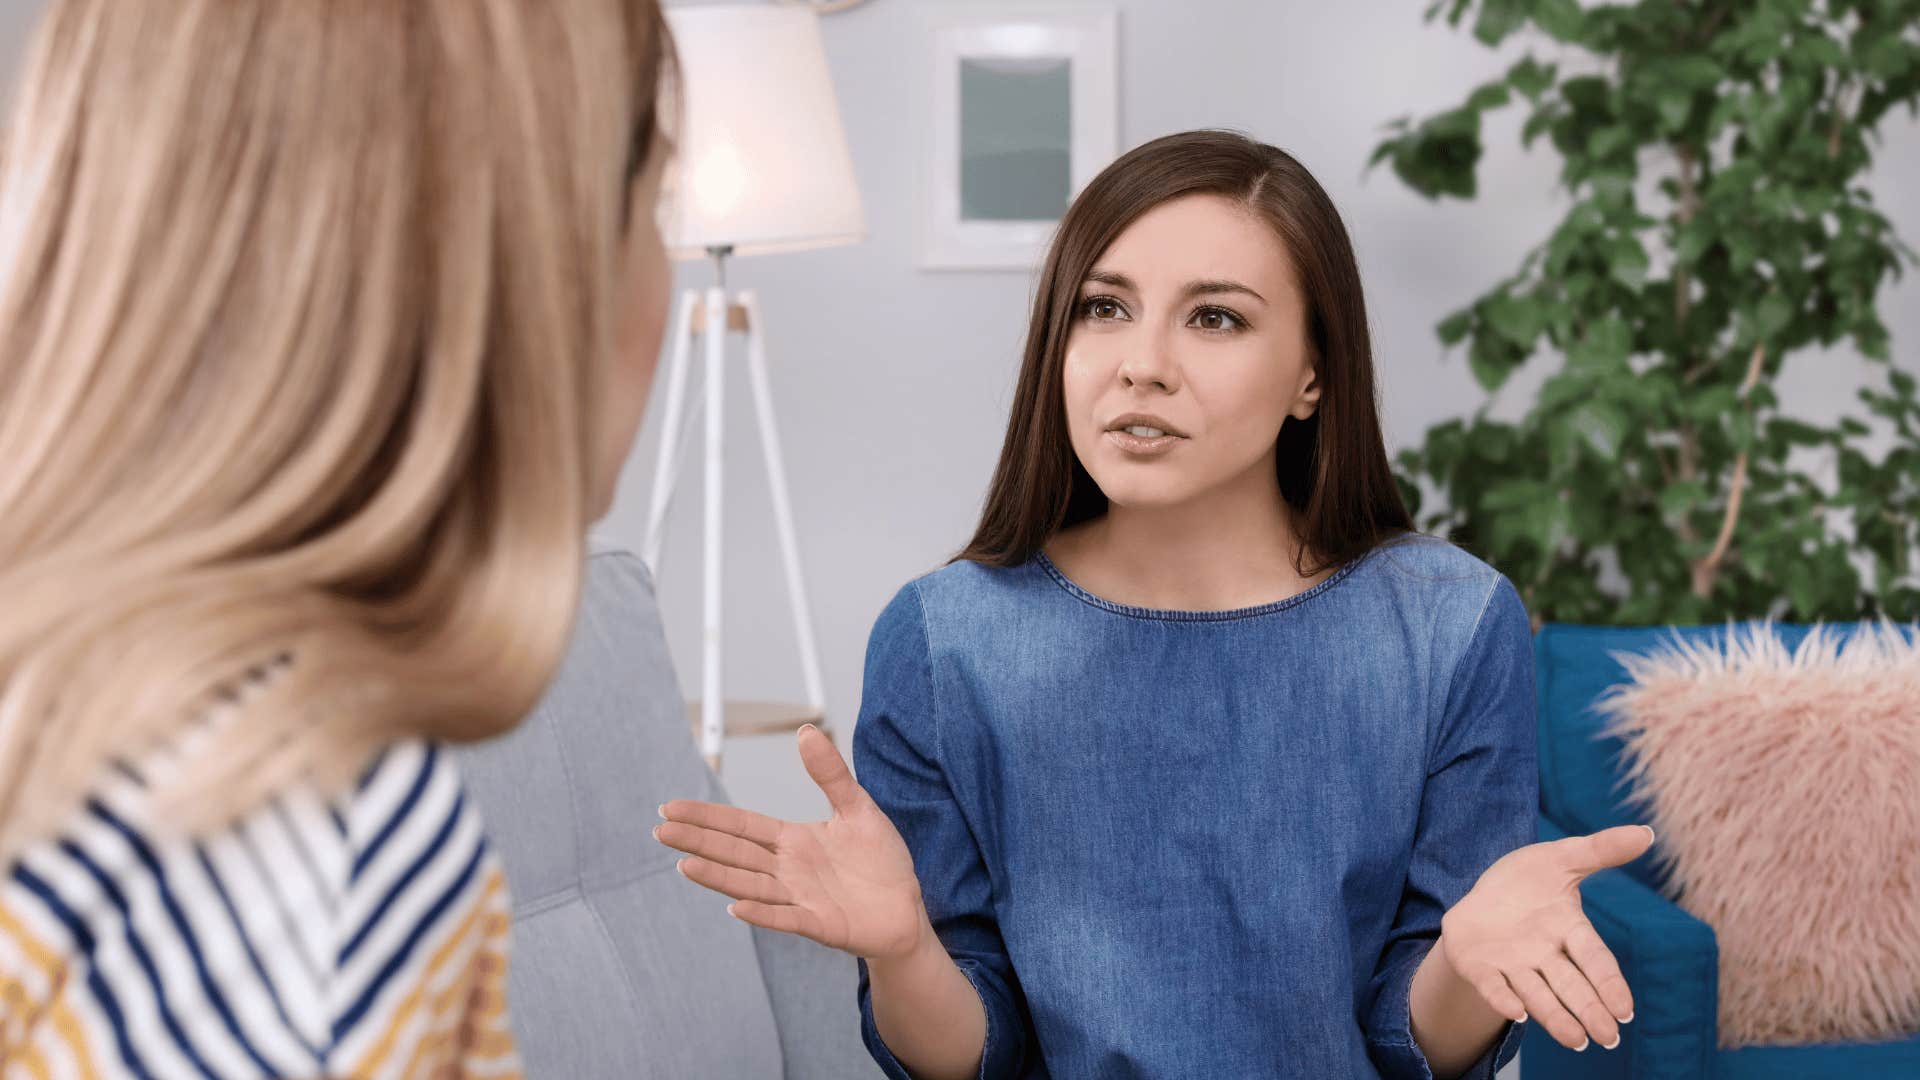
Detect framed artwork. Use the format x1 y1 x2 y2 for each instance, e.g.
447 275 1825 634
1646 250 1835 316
915 4 1119 271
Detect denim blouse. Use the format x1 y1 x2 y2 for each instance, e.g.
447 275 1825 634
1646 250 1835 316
852 534 1535 1079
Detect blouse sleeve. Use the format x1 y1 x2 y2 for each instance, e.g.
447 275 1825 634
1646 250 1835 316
1362 573 1538 1080
853 582 1033 1080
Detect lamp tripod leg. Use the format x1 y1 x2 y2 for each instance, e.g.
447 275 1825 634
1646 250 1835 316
740 293 829 733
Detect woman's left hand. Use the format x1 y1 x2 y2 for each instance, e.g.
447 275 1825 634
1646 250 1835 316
1439 824 1656 1052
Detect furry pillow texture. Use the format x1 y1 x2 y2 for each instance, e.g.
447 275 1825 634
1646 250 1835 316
1597 620 1920 1049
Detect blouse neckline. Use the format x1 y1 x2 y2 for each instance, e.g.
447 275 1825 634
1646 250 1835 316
1031 547 1371 624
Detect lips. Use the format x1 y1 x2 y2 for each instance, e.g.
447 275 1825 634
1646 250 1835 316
1104 412 1188 439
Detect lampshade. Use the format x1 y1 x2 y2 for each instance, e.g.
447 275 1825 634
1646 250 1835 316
663 4 867 259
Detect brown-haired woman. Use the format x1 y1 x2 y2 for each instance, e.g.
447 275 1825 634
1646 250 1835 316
0 1 676 1075
658 130 1655 1079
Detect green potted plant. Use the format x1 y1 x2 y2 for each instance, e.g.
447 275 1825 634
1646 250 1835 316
1372 0 1920 626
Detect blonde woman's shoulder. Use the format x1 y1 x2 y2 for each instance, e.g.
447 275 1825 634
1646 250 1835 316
0 737 521 1078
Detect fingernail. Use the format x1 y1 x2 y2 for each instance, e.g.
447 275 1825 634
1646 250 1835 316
650 826 661 841
657 804 668 819
799 723 817 735
1603 1034 1621 1051
726 903 738 917
1645 826 1657 844
1575 1038 1590 1053
1618 1011 1634 1024
675 859 689 877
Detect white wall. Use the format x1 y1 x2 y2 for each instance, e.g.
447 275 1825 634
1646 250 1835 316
633 0 1920 824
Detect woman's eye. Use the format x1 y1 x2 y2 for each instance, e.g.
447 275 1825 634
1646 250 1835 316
1191 307 1245 332
1082 297 1127 321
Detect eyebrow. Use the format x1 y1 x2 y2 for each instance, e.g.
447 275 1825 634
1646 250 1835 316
1083 269 1267 305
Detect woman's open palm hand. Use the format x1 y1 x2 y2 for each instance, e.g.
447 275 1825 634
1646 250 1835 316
1441 825 1656 1053
654 725 930 961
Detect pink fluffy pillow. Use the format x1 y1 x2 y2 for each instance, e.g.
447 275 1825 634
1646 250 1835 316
1596 621 1920 1049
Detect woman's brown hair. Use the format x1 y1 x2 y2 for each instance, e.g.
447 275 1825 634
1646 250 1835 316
958 129 1412 576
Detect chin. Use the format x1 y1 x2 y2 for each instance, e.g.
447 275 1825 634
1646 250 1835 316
1086 471 1205 512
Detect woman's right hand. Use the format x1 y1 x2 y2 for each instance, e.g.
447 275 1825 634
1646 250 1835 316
654 724 931 961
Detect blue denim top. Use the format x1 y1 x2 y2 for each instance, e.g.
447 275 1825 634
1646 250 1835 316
853 534 1535 1079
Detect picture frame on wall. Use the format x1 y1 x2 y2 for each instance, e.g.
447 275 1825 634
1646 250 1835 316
915 3 1119 271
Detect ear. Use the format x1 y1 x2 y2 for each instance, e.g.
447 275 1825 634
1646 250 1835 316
1290 367 1322 421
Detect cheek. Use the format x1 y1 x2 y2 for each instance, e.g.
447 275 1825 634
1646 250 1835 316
1191 347 1296 453
602 231 672 451
1060 337 1104 442
628 235 672 367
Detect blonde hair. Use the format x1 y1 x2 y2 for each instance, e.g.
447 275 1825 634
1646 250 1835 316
0 0 674 857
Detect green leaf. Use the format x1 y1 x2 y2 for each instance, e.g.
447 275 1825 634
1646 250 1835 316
1468 336 1520 392
1587 125 1636 160
1660 481 1708 519
1605 237 1650 289
1769 418 1829 448
1655 88 1693 134
1531 0 1583 41
1665 55 1722 91
1467 81 1512 113
1569 316 1633 370
1437 308 1474 346
1483 293 1544 347
1547 418 1579 475
1891 367 1918 399
1756 293 1793 339
1522 105 1561 148
1674 219 1713 265
1508 57 1557 100
1568 401 1629 461
1472 0 1526 45
1793 34 1846 71
1858 322 1892 361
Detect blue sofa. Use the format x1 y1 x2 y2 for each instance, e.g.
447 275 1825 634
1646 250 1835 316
1522 621 1920 1079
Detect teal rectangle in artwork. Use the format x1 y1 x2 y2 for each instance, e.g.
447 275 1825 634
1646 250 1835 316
959 57 1072 222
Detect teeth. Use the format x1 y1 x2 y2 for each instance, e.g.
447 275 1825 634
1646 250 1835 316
1124 425 1166 438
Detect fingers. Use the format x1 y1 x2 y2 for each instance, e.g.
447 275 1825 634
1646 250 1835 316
1566 921 1635 1024
676 855 792 906
797 724 864 817
1560 824 1656 877
1505 968 1589 1052
1540 952 1620 1051
653 821 776 876
659 799 783 849
727 900 831 947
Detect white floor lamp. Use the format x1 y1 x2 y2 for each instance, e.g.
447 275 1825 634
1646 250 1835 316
648 5 865 772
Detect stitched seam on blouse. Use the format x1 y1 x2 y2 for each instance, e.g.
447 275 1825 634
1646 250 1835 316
908 577 1012 1011
908 579 942 763
1430 573 1503 772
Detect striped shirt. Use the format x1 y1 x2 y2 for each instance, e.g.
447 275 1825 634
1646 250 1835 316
0 739 521 1079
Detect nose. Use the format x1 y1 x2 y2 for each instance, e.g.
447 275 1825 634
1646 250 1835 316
1117 337 1179 394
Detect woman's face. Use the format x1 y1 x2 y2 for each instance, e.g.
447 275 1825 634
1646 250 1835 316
1062 193 1321 514
593 145 674 520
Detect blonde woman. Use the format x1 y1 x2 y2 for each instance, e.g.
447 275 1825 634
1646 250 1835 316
0 1 676 1075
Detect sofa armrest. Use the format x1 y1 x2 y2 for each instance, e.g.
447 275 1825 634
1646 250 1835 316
751 925 886 1079
1523 817 1720 1080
